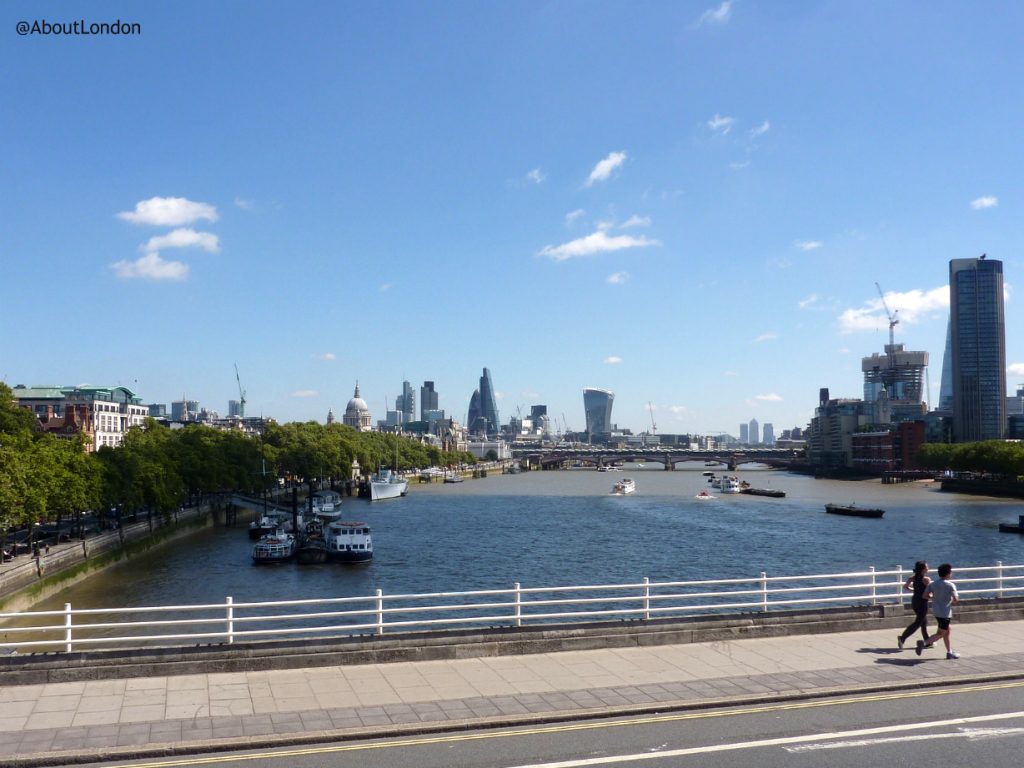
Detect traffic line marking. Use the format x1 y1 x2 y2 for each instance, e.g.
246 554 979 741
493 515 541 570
89 679 1024 768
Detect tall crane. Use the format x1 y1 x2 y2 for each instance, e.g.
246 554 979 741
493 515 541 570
234 363 247 418
647 402 657 434
874 282 899 350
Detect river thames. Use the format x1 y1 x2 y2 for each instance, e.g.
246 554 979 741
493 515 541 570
29 464 1024 613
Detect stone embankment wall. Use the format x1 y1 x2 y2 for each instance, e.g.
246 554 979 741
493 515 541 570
0 505 217 614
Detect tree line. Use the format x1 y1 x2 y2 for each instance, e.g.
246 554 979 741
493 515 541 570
916 440 1024 478
0 383 475 553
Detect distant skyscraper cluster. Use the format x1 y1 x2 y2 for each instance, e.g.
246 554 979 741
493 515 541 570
467 368 500 437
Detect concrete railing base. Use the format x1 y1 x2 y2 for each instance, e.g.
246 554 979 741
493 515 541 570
3 596 1023 687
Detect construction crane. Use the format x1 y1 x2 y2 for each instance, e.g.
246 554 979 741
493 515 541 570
874 282 899 350
234 363 247 418
647 402 657 434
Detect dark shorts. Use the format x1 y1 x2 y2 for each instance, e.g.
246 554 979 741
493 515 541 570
935 616 951 630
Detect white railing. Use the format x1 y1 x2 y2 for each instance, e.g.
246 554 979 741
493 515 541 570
1 562 1021 653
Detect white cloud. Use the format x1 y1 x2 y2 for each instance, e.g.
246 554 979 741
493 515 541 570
234 197 254 210
798 294 820 309
526 168 545 184
565 209 586 225
379 283 393 292
971 196 998 209
607 271 630 285
315 352 336 361
698 1 732 25
620 215 651 229
495 391 507 400
707 114 735 134
669 405 688 415
729 161 750 170
110 253 189 281
117 197 218 226
289 390 319 398
539 231 660 261
754 332 777 342
795 240 823 251
141 228 220 254
749 120 771 138
837 285 949 333
585 151 627 186
1009 363 1024 377
604 356 623 364
755 393 783 402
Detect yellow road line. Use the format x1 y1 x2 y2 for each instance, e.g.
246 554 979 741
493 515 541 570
96 679 1024 768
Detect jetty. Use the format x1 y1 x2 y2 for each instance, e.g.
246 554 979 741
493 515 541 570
999 514 1024 534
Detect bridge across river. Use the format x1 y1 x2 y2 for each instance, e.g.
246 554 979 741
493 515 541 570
513 447 802 471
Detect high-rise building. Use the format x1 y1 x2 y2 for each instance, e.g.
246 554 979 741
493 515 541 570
748 418 760 445
171 400 199 421
582 388 614 442
478 368 500 437
466 389 483 435
938 318 954 412
739 423 749 444
861 344 929 423
228 399 242 418
394 380 415 425
949 256 1006 441
762 423 775 446
420 381 438 420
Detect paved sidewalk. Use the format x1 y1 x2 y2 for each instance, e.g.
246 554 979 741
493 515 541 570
3 619 1024 766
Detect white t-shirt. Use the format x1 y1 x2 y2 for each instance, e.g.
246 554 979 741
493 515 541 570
928 578 958 619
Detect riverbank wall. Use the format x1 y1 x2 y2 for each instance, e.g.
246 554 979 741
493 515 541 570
0 504 225 614
2 595 1023 686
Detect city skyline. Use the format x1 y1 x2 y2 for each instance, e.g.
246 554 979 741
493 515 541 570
3 2 1023 435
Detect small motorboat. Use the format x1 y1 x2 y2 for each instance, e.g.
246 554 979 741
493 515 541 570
695 490 715 499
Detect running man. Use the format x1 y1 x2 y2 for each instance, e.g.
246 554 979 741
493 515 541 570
916 563 960 660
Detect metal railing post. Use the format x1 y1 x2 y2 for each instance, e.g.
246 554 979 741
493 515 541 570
997 561 1004 598
64 603 73 653
375 589 384 635
869 566 877 605
226 596 234 644
643 577 650 621
760 572 768 612
514 582 522 627
896 565 904 605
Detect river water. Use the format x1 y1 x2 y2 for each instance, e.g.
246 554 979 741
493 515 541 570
29 464 1024 613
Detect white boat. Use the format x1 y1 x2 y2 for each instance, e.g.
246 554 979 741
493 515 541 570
310 490 343 520
370 467 409 501
252 531 296 564
720 476 741 494
443 472 464 484
610 477 637 495
710 477 722 489
325 520 373 563
695 490 716 500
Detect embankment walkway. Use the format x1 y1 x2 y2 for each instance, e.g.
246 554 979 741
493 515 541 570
3 617 1023 766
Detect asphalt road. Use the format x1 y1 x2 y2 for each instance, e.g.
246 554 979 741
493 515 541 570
57 679 1024 768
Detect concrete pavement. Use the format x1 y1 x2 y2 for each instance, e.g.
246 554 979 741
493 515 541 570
3 619 1024 766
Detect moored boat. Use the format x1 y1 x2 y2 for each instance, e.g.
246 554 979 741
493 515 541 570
741 488 786 498
325 520 373 563
720 476 741 494
825 503 884 518
611 477 637 495
370 468 409 501
252 531 296 564
295 519 329 564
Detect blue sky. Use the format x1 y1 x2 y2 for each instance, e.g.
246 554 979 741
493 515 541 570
3 1 1022 436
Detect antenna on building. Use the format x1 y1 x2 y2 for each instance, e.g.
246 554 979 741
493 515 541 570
874 282 899 353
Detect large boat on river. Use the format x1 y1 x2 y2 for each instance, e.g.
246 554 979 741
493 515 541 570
325 520 373 563
370 468 409 501
295 519 329 564
825 503 885 519
610 478 637 495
